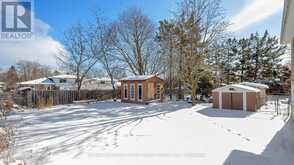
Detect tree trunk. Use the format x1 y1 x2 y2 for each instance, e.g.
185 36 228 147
169 36 173 101
177 47 183 100
110 77 117 101
77 81 82 100
191 82 197 106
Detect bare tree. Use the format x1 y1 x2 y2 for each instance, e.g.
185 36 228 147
110 7 159 75
57 23 99 98
89 17 123 100
16 61 52 81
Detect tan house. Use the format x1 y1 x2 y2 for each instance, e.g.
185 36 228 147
120 75 165 104
212 84 263 112
281 0 294 119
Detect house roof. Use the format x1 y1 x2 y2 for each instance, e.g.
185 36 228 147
120 75 163 81
17 78 55 85
84 77 118 82
240 82 269 89
213 84 260 93
50 74 77 79
281 0 294 43
17 87 34 91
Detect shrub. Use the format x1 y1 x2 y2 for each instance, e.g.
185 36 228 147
0 100 14 119
0 127 13 153
36 99 45 109
46 98 54 107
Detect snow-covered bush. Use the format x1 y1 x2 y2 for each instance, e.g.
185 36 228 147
0 128 9 153
0 126 15 165
0 100 18 165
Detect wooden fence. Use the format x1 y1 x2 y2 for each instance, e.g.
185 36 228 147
14 89 120 108
0 93 12 102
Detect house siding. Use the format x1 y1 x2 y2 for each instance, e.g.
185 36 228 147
246 92 257 112
212 91 219 108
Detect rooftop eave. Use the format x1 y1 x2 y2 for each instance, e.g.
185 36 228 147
281 0 294 44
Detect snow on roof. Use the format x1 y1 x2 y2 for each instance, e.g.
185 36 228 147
50 74 77 79
213 84 260 92
84 77 118 82
17 87 34 91
17 78 55 85
120 75 162 81
240 82 269 89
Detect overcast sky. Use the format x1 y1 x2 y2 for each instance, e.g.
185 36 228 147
0 0 285 69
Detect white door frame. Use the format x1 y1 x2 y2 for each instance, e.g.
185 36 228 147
137 83 143 102
243 92 247 112
130 83 135 101
156 82 161 100
123 84 128 100
219 91 222 110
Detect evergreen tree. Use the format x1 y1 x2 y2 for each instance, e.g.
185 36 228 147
6 66 18 90
158 20 177 100
223 38 239 83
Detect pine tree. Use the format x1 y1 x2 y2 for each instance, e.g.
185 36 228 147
6 66 18 90
158 20 177 100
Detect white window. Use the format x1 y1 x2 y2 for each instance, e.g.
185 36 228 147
130 83 135 100
156 83 161 99
124 84 128 99
138 83 143 101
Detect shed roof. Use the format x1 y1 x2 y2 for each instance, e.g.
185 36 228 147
84 77 118 82
213 84 260 93
240 82 269 89
120 75 163 81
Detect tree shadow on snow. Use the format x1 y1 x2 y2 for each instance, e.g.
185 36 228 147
197 107 253 118
223 119 294 165
9 101 191 164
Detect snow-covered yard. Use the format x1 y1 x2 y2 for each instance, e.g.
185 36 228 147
5 101 294 165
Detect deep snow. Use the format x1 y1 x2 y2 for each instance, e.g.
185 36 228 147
4 101 294 165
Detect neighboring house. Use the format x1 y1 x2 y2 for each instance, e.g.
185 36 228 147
49 75 77 90
281 0 294 119
0 82 5 92
17 78 56 91
120 75 165 104
212 84 265 112
81 77 120 90
17 74 77 91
